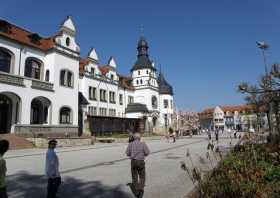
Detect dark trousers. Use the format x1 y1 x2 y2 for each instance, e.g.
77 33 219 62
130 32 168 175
0 187 8 198
47 177 61 198
131 160 145 198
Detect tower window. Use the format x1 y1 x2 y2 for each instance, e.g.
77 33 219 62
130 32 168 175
140 79 143 84
152 96 158 108
136 80 139 85
138 71 140 75
146 70 148 74
66 37 70 47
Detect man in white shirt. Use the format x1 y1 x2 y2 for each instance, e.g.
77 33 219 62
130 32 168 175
45 139 61 198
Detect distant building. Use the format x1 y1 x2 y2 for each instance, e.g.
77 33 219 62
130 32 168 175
198 105 264 131
175 111 199 133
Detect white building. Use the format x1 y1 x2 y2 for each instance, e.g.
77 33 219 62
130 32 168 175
199 105 264 131
0 16 174 136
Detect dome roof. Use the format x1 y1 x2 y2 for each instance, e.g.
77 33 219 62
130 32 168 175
157 72 173 95
131 36 156 72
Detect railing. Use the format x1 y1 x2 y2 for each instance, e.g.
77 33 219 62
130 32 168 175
0 71 25 86
31 79 54 91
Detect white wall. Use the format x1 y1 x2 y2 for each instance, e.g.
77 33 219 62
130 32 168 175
159 94 174 127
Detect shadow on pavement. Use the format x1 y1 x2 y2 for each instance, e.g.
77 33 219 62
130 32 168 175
7 171 133 198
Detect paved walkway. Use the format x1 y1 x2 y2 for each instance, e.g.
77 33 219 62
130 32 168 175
5 135 238 198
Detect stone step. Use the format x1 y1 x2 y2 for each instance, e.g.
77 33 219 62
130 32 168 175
0 134 34 150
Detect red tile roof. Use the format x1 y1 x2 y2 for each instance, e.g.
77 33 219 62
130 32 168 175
118 74 134 91
79 58 90 74
0 19 56 51
198 104 255 119
98 65 110 76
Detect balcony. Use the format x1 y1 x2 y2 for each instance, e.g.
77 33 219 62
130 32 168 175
0 71 25 87
31 79 54 91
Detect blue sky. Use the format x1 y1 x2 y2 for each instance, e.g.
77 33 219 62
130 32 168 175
1 0 280 111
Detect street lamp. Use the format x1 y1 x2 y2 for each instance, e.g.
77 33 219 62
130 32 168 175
256 41 269 75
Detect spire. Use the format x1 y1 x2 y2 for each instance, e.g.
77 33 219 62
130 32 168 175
137 36 149 57
131 35 156 72
60 16 76 36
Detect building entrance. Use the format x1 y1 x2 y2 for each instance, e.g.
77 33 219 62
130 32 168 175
0 95 11 133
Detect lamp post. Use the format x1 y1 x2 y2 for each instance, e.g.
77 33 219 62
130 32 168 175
256 41 269 75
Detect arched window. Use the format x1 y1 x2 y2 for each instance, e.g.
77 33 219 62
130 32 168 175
151 96 158 108
66 37 70 47
45 70 49 82
0 48 12 73
60 70 73 87
25 58 42 80
60 107 72 124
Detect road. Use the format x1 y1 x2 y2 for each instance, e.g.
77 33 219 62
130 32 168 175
5 135 237 198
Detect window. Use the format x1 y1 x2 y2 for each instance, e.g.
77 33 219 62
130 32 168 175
60 107 72 124
60 70 73 87
136 80 139 85
100 89 107 102
66 37 70 46
109 109 116 117
0 20 11 33
152 96 158 108
119 94 123 105
88 106 97 116
170 100 173 109
67 72 72 87
146 70 148 74
164 99 168 108
60 70 65 85
90 68 95 76
109 91 116 103
110 74 114 80
138 71 140 75
99 107 107 116
25 58 42 80
140 79 143 84
0 48 12 73
45 70 50 82
89 87 97 100
128 96 134 104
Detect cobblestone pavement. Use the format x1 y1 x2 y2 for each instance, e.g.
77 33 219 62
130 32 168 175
5 135 238 198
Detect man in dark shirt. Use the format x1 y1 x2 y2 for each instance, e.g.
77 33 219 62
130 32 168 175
126 133 150 198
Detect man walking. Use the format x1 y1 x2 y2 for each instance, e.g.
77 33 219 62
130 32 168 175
0 140 9 198
45 139 61 198
126 133 150 198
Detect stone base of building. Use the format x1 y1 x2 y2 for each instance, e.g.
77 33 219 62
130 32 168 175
27 137 93 148
14 124 79 138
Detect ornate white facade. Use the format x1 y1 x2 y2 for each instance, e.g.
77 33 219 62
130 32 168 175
0 16 174 136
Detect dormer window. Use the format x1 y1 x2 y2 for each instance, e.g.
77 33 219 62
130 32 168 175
28 33 41 44
66 37 70 47
0 20 11 33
